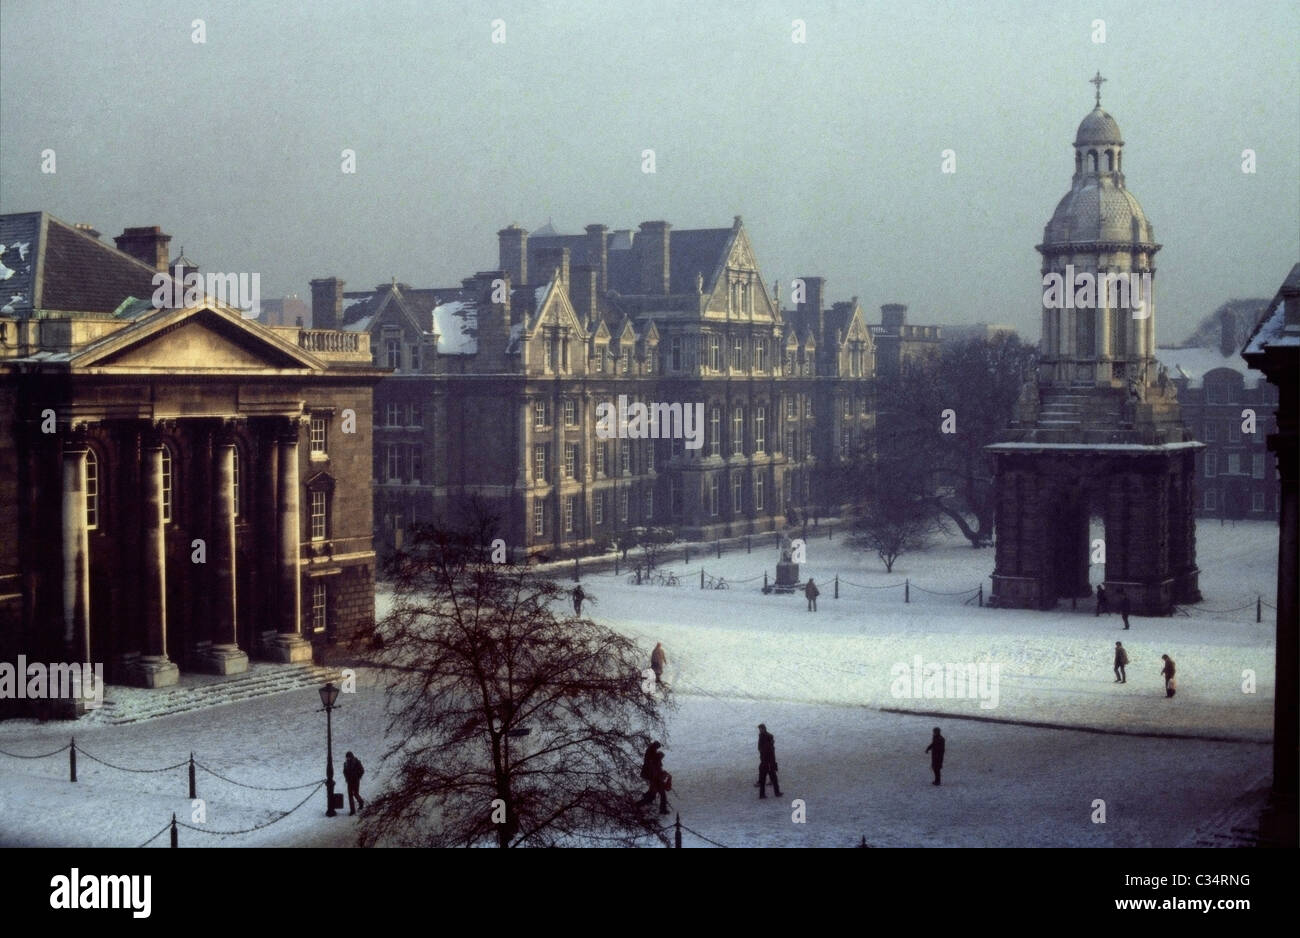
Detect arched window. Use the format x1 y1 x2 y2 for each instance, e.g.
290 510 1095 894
1075 151 1082 174
1089 150 1098 172
161 446 173 523
232 446 241 518
1106 150 1115 171
85 448 99 530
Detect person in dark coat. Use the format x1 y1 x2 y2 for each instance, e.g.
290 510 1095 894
342 751 365 815
650 642 666 684
756 723 782 798
805 578 820 612
924 727 945 786
1120 590 1131 629
1095 584 1109 616
1160 655 1176 697
637 741 670 814
572 584 586 616
1113 641 1129 683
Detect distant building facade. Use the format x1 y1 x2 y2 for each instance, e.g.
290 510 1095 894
0 213 381 705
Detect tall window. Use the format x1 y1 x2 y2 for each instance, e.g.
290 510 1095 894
594 492 604 526
85 449 99 530
410 401 423 427
731 472 743 513
544 339 554 371
410 343 420 371
1253 453 1266 479
709 335 721 372
1204 490 1217 510
755 340 767 372
564 442 577 478
161 446 173 523
1204 453 1216 478
232 447 240 517
709 476 719 516
1227 453 1241 475
596 443 606 477
564 495 575 534
311 489 327 540
1252 492 1265 511
643 488 653 521
312 581 328 634
386 444 401 482
731 336 743 371
533 501 545 536
310 415 327 456
787 396 797 419
620 440 631 474
755 406 766 454
754 474 765 511
1203 421 1215 442
564 398 576 426
710 407 721 457
386 338 400 370
671 337 682 371
409 445 423 483
385 402 400 427
534 400 547 429
618 488 629 522
731 407 744 456
534 445 547 482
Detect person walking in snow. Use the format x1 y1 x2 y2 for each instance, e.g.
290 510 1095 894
1095 584 1109 616
650 642 666 684
924 727 945 786
1113 641 1128 683
805 578 820 612
637 741 670 814
1120 590 1132 630
572 584 586 616
756 723 782 799
1160 654 1176 698
343 751 366 815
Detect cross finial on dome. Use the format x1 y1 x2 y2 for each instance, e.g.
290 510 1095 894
1090 71 1107 107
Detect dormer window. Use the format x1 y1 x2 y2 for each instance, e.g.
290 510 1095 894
386 338 401 370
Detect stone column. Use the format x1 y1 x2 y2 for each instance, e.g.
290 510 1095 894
133 434 179 687
61 437 91 662
269 420 312 662
200 427 249 674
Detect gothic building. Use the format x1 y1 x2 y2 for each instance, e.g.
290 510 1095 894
323 217 891 558
988 80 1202 615
0 212 381 700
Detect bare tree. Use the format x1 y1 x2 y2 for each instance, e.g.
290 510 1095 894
636 525 677 572
849 451 941 573
360 526 671 847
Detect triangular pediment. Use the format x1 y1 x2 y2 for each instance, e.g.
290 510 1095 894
74 304 321 372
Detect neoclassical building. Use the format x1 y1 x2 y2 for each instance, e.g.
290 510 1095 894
0 213 381 697
988 81 1202 614
321 217 893 558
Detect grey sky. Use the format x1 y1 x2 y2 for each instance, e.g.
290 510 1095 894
2 0 1297 340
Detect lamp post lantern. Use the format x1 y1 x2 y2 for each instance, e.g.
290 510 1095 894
318 681 341 817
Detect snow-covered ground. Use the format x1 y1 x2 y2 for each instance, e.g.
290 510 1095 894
0 519 1279 847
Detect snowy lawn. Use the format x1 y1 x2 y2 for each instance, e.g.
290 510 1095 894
0 519 1278 847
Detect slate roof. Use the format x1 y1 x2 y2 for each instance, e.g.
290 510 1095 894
0 211 164 316
527 224 735 296
1244 263 1300 356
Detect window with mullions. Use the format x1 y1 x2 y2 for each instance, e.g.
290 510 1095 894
312 581 328 633
85 449 99 530
161 446 173 523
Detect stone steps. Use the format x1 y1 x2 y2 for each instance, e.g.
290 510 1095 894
85 663 343 725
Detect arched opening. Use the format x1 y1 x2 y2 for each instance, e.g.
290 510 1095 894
1106 150 1115 171
1075 151 1082 174
1089 150 1098 172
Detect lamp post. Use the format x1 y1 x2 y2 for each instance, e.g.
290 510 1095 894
318 681 340 817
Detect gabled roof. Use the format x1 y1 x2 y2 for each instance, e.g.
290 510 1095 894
1244 263 1300 357
0 211 166 316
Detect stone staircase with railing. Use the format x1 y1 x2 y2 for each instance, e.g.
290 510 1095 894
82 662 343 726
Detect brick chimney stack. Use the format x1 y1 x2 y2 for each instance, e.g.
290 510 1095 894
533 246 570 287
637 221 671 295
571 264 599 328
881 303 908 331
585 224 609 293
113 226 172 272
1219 308 1236 357
498 225 528 286
310 278 346 330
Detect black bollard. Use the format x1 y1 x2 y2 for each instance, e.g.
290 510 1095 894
1257 595 1262 623
675 813 682 849
834 575 839 599
614 555 619 576
764 571 768 591
747 536 751 554
189 753 197 799
716 540 721 558
685 547 690 565
170 813 178 848
978 584 984 607
905 579 909 603
700 569 705 589
69 736 76 783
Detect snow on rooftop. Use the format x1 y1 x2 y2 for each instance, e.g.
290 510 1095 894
1244 297 1299 354
432 299 477 355
1154 345 1262 389
342 314 374 333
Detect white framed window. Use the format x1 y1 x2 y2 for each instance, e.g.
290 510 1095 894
1252 492 1265 511
410 401 423 427
594 492 604 525
1227 453 1240 475
533 501 545 537
732 471 743 513
386 443 401 482
709 476 719 516
620 440 631 474
310 415 327 456
596 346 606 372
534 444 547 482
731 336 743 371
805 398 813 418
85 448 98 530
710 406 721 457
312 581 327 634
385 402 400 427
841 428 850 457
311 489 327 540
618 488 629 522
754 474 764 511
564 442 577 478
671 337 682 371
1204 489 1217 510
709 334 721 372
161 446 173 524
596 444 606 477
755 340 767 372
787 396 797 419
386 338 400 370
564 495 575 534
755 406 766 454
1253 453 1266 479
623 350 632 374
534 400 547 429
731 407 744 456
564 398 576 426
231 447 240 518
544 339 554 371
